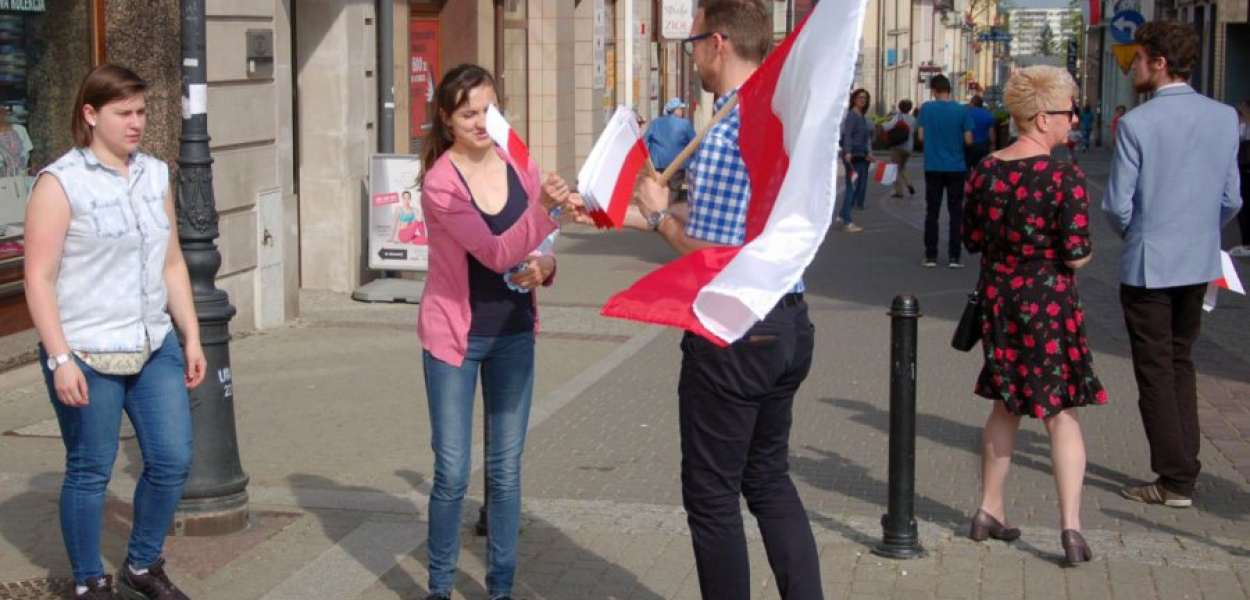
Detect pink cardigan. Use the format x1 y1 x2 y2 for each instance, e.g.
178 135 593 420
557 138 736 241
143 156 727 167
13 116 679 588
417 148 559 367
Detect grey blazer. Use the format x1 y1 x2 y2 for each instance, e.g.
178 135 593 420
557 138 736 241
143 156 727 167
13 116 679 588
1102 85 1243 288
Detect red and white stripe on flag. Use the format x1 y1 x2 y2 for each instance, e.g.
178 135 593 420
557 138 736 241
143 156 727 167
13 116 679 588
1215 251 1245 293
485 104 531 171
576 106 649 230
1081 0 1101 26
601 0 869 343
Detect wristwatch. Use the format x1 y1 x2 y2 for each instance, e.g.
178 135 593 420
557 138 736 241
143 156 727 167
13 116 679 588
46 353 71 372
646 209 672 231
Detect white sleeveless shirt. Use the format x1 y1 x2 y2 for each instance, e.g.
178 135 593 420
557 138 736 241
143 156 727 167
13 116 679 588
39 148 172 353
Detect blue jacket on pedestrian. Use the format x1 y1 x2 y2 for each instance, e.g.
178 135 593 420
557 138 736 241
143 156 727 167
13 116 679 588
840 110 873 159
644 115 696 171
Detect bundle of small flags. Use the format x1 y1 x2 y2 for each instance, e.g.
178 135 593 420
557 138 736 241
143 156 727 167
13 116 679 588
576 106 650 229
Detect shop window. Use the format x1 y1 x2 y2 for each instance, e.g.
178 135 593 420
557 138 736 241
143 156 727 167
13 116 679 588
1 1 98 338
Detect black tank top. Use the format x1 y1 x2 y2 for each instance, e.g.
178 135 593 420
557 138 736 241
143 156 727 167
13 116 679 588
452 163 535 336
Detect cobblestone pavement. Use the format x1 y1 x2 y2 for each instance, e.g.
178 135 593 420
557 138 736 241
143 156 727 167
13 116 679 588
0 146 1246 599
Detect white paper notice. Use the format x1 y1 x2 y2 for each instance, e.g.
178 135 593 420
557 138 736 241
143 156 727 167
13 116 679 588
188 84 208 116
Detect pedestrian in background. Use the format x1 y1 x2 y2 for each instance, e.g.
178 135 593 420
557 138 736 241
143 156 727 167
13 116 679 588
962 65 1105 566
1080 103 1095 151
884 98 917 198
965 95 996 168
1103 21 1243 509
1231 98 1250 257
917 74 974 268
416 63 572 600
631 1 824 597
837 87 874 233
23 65 206 600
644 97 697 202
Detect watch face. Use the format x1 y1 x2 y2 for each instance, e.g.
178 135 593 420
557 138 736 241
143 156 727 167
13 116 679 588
45 356 55 370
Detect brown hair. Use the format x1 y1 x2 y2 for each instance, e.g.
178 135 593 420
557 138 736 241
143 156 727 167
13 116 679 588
849 88 871 114
1135 20 1199 81
420 63 496 177
71 64 148 148
700 0 773 64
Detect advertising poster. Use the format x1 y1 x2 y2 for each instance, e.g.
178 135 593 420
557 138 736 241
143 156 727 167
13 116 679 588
409 18 440 142
368 154 426 271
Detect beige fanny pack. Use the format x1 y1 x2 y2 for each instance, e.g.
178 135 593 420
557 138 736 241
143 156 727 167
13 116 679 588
73 336 153 376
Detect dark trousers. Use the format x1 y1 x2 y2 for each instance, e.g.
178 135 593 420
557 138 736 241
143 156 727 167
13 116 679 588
1120 283 1206 496
965 141 992 170
923 170 966 262
678 296 822 600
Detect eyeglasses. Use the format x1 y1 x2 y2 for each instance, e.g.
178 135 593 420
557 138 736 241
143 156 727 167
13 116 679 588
681 32 726 56
1033 105 1077 121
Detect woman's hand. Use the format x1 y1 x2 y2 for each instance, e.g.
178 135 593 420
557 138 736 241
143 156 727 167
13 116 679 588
539 172 570 210
508 256 555 290
184 340 207 388
53 361 90 407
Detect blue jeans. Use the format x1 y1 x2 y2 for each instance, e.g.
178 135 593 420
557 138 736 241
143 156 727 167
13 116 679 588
839 158 869 224
423 332 535 598
40 332 193 585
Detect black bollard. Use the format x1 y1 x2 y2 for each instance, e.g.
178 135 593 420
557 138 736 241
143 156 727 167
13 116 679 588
874 294 927 559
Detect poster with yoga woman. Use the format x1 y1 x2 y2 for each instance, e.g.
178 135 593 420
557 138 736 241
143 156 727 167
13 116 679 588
368 154 427 271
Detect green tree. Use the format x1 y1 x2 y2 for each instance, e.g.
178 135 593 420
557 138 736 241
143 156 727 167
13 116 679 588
1038 23 1056 56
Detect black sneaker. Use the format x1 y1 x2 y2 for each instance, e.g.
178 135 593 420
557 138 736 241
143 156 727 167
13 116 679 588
76 575 118 600
116 558 189 600
423 595 451 600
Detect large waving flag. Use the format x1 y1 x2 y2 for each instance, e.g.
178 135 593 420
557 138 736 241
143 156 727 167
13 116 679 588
601 0 868 344
486 104 531 170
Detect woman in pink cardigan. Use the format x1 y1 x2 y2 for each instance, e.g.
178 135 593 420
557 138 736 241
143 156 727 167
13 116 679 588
416 64 569 600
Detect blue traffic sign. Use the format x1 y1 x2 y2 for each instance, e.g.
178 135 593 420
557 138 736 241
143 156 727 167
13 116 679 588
1109 10 1145 44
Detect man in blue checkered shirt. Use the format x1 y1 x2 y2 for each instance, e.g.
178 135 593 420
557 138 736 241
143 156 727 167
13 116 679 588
631 1 823 598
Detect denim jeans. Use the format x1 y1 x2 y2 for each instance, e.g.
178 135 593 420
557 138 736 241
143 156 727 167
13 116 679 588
839 158 870 224
423 332 535 598
40 331 193 585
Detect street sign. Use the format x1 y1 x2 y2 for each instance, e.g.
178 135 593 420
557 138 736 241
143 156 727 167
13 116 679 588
1109 10 1145 44
978 32 1012 42
661 0 694 40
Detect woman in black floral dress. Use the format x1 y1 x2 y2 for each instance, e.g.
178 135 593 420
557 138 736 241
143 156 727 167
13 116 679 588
961 66 1105 565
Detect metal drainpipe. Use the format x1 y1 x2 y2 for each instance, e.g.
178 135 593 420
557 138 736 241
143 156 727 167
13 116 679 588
378 0 395 153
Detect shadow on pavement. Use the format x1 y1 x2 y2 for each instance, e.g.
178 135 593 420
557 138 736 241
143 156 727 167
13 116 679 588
1102 507 1250 558
825 397 1136 498
286 471 669 600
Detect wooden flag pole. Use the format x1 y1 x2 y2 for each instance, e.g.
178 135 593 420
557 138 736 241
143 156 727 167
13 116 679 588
656 95 740 187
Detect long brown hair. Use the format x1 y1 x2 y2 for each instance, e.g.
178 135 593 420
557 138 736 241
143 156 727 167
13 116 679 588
71 65 148 148
420 63 497 177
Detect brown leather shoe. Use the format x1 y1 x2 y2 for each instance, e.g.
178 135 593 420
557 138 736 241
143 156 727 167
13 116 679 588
116 558 189 600
1060 529 1093 565
1120 481 1192 508
969 509 1021 542
76 575 118 600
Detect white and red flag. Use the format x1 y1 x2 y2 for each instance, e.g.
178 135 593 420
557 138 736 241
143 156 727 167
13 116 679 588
577 106 650 229
486 104 531 170
1080 0 1102 27
1203 251 1246 311
601 0 868 343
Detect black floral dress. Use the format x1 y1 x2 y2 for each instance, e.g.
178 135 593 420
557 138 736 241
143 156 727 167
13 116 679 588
963 156 1107 418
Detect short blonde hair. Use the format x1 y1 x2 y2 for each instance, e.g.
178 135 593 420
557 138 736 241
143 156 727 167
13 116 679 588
1004 66 1077 133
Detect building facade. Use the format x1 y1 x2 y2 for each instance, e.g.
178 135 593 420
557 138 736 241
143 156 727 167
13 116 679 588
1008 7 1079 58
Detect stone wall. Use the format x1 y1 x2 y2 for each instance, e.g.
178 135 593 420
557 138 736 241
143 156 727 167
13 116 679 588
104 0 181 169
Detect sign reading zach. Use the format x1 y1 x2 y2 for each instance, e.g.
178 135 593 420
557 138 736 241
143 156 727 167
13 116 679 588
0 0 44 11
661 0 694 41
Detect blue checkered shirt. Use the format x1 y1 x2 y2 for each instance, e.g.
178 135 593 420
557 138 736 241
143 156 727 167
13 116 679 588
686 90 804 293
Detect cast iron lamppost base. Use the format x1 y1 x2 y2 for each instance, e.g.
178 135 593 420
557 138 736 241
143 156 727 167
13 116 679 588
172 0 249 536
873 295 927 560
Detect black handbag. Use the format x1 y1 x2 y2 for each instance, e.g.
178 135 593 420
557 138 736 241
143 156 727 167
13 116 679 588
951 290 981 352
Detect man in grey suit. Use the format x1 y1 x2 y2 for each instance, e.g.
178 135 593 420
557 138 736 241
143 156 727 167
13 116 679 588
1103 21 1243 508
